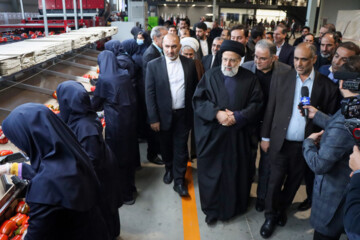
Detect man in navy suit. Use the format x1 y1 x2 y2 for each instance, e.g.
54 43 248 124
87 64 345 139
303 56 360 240
318 42 359 83
273 24 294 67
145 34 197 196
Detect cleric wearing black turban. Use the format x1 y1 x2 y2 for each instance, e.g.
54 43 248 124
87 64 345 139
193 40 263 224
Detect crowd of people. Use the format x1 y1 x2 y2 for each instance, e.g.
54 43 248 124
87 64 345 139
0 15 359 240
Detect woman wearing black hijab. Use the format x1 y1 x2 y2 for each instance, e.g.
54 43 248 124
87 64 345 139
104 40 136 88
56 80 121 239
1 103 109 240
92 50 138 204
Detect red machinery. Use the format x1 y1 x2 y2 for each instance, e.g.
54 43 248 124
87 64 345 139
0 0 109 33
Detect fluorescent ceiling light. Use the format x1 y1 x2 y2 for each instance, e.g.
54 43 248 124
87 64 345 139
177 4 180 6
207 5 212 7
192 4 196 7
164 4 166 6
205 13 213 16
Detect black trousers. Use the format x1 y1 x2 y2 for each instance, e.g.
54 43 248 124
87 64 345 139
257 149 271 200
158 109 190 185
304 164 314 200
265 140 306 219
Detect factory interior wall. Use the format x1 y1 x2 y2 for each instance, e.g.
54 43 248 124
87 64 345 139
319 0 360 26
158 6 213 28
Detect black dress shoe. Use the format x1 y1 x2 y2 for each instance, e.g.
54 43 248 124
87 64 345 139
147 155 165 165
260 218 277 239
255 198 265 212
277 212 287 226
173 183 189 197
205 215 217 225
297 198 312 211
163 171 173 184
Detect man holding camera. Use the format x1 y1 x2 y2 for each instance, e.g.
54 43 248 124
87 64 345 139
302 55 360 240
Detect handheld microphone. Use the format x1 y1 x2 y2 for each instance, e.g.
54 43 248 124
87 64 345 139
300 86 310 118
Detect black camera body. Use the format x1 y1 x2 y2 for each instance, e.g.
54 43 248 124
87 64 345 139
342 97 360 145
342 79 360 92
341 97 360 119
336 70 360 143
334 71 360 92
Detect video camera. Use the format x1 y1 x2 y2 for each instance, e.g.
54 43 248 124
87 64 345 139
335 71 360 92
337 71 360 144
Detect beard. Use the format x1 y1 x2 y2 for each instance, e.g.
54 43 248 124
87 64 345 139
321 52 331 58
221 64 239 77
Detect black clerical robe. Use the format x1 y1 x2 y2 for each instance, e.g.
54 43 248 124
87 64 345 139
193 66 263 220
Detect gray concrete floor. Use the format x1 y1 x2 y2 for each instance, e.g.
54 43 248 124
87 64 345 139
118 142 347 240
118 35 349 240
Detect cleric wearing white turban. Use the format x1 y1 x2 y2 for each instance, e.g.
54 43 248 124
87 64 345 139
180 37 200 60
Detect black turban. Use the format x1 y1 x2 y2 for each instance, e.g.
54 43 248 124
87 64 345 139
220 40 245 57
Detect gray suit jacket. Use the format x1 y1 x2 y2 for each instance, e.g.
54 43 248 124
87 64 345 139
242 60 291 76
303 110 354 234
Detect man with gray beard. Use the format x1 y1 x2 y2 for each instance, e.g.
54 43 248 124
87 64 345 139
193 40 263 224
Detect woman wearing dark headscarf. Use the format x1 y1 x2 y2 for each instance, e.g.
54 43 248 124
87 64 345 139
1 103 109 240
92 50 138 204
56 80 121 239
104 40 136 88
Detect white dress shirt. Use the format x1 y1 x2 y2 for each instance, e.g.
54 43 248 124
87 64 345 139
165 56 185 110
285 68 315 141
210 54 215 68
200 39 209 56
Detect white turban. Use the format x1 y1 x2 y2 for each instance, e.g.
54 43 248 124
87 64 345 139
180 37 199 52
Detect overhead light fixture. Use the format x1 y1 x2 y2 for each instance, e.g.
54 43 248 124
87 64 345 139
192 4 196 7
164 4 166 6
207 5 212 7
177 4 180 6
205 13 213 16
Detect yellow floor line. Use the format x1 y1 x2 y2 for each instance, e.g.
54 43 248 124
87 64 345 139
182 161 201 240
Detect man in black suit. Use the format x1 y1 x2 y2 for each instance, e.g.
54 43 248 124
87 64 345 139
230 25 254 64
202 37 223 72
145 34 197 196
314 32 339 70
314 23 336 52
247 25 265 55
143 26 168 80
274 24 294 67
289 19 297 39
220 29 230 40
178 18 195 38
195 22 213 59
140 26 168 165
259 43 340 238
293 26 310 47
242 39 292 212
